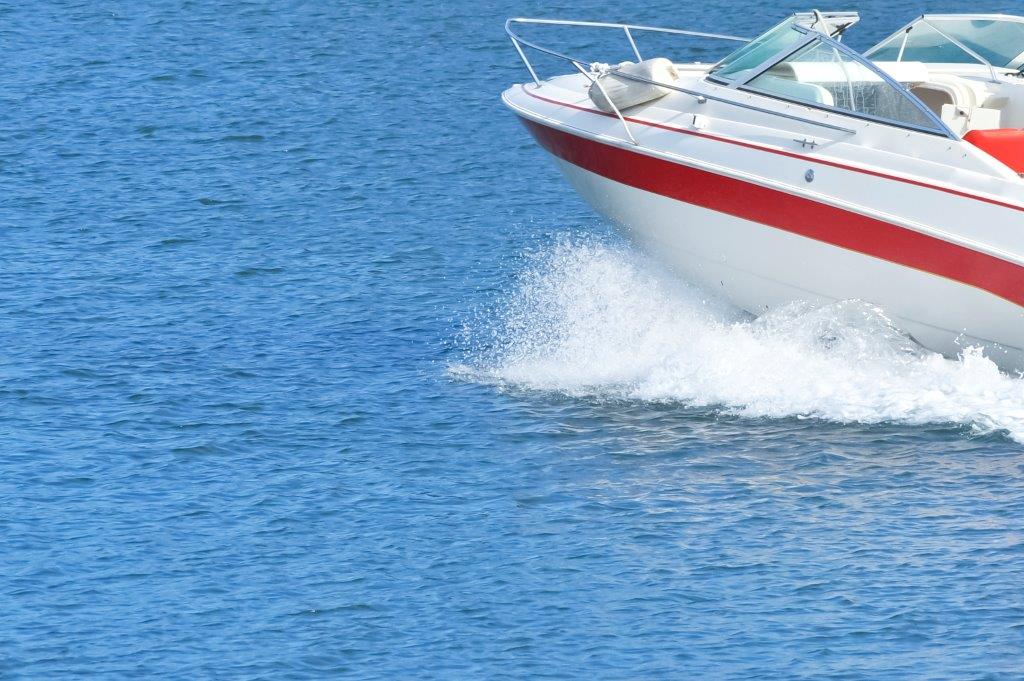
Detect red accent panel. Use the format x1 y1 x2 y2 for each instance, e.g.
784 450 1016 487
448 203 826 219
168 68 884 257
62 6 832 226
965 129 1024 175
519 116 1024 308
522 88 1024 213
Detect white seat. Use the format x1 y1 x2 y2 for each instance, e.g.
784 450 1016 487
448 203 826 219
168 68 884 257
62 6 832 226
755 74 835 106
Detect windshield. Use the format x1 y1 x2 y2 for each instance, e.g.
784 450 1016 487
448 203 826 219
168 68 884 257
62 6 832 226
711 17 808 81
746 39 944 132
712 12 860 81
707 13 950 136
868 17 1024 68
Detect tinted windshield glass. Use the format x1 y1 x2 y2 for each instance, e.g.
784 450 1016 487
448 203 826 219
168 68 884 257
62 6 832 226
746 39 943 132
870 23 977 64
711 18 806 81
870 18 1024 68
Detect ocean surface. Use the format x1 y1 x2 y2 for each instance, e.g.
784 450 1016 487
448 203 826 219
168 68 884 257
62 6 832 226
4 0 1024 678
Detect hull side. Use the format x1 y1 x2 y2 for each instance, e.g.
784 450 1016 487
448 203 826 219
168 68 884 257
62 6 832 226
522 118 1024 368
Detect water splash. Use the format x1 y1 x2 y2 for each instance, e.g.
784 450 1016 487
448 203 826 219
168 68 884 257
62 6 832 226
452 237 1024 441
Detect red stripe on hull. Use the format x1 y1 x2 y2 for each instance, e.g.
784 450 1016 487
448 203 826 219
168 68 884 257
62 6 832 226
522 88 1024 213
520 116 1024 309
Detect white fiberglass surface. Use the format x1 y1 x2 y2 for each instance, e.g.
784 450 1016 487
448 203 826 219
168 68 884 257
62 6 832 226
454 237 1024 441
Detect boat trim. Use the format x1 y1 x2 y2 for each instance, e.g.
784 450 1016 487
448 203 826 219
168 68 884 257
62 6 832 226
516 114 1024 310
517 85 1024 214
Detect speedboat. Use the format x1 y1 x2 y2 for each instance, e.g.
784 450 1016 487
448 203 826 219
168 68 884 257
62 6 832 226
502 12 1024 371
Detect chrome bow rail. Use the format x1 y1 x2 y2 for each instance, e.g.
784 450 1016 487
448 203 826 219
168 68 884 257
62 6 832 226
505 17 860 142
505 17 749 86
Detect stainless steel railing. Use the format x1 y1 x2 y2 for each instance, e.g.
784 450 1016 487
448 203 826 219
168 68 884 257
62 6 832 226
506 18 750 144
505 17 749 85
505 17 860 142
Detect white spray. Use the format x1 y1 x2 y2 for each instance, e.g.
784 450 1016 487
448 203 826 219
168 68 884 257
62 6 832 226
452 237 1024 442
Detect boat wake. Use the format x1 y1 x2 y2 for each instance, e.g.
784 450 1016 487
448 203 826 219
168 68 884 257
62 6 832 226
451 237 1024 442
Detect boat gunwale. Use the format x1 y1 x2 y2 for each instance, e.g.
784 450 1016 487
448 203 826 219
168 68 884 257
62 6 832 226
512 84 1024 216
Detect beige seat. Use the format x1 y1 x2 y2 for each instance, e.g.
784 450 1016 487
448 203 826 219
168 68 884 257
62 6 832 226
911 74 1001 135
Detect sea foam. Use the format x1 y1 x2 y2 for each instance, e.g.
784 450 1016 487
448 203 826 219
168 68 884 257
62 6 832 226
452 237 1024 441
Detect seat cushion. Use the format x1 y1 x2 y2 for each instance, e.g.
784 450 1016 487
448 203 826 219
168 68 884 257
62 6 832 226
964 129 1024 174
754 74 835 107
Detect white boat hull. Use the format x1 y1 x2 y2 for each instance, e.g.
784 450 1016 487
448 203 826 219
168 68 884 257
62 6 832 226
501 15 1024 372
549 150 1024 370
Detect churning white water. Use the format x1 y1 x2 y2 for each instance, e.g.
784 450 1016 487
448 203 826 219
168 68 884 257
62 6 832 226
453 237 1024 441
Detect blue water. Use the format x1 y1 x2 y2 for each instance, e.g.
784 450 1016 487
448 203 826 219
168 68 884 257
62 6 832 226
4 0 1024 677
